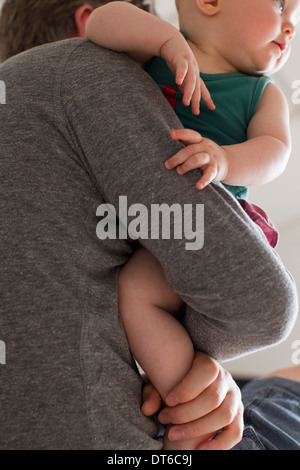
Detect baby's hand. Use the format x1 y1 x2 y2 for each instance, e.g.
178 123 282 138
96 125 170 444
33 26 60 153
160 35 215 115
165 128 229 190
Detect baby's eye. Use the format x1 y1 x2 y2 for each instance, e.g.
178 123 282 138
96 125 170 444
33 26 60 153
274 0 285 13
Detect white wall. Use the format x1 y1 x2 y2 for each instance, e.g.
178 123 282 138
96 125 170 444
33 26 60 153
225 114 300 378
155 0 300 378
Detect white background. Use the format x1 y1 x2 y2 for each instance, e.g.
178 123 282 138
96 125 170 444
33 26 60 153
156 0 300 378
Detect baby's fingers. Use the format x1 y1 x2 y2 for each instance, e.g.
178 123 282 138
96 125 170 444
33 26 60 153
170 128 202 146
176 60 199 109
166 145 217 190
196 165 218 190
165 142 203 170
176 152 211 175
175 59 189 87
190 73 201 116
182 71 197 108
200 79 216 111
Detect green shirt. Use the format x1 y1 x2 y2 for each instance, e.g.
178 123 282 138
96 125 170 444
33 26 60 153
145 56 273 199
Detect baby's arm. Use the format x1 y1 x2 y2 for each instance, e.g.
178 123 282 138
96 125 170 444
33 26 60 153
85 2 215 115
222 83 291 186
86 2 180 67
165 83 291 189
118 247 215 450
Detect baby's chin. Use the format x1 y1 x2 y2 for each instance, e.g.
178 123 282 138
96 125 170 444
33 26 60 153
253 50 291 76
237 60 285 78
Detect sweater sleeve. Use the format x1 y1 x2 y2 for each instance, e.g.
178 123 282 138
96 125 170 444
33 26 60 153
59 41 297 361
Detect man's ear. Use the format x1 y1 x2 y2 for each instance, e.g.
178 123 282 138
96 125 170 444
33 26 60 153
74 4 94 38
196 0 222 16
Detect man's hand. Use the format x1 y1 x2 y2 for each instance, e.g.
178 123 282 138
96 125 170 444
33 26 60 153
141 352 244 451
165 128 229 190
160 35 215 116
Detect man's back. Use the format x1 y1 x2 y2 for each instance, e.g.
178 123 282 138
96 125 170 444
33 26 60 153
0 38 162 449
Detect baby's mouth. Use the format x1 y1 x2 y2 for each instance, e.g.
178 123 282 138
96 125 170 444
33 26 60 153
272 41 288 54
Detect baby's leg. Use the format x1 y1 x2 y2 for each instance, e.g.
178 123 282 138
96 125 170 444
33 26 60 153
118 247 205 450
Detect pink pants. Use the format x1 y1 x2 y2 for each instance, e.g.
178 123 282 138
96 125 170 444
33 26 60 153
238 199 279 248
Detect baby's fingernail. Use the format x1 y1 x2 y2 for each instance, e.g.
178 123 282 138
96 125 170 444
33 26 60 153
165 161 170 169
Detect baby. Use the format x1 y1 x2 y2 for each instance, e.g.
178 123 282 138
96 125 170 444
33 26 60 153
86 0 300 450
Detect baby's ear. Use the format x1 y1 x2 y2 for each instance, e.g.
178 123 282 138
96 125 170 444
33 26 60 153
196 0 222 16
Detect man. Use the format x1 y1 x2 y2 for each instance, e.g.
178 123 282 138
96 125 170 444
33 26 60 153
0 1 298 450
0 0 248 451
0 0 155 62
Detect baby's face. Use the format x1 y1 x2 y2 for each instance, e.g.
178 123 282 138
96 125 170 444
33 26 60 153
216 0 300 75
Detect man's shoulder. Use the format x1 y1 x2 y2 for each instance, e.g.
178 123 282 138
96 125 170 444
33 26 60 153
1 38 123 76
0 38 139 97
1 38 84 70
0 38 86 84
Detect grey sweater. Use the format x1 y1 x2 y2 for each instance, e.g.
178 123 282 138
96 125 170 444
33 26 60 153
0 39 297 449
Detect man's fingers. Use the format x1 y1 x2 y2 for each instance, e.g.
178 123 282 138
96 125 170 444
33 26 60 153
167 391 241 442
159 370 227 425
165 354 219 406
197 405 244 450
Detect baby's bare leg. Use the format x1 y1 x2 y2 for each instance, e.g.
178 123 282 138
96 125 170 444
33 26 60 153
118 247 204 450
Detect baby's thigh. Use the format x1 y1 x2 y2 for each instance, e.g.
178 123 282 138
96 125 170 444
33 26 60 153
118 247 184 315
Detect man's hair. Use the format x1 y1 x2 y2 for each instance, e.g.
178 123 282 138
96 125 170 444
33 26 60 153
0 0 156 62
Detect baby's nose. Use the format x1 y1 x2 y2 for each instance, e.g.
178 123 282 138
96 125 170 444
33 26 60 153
283 22 296 40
